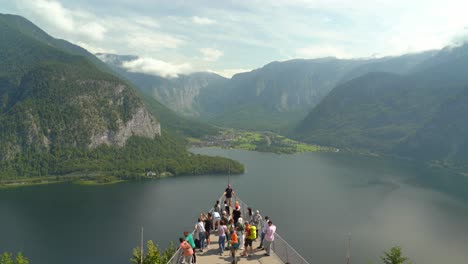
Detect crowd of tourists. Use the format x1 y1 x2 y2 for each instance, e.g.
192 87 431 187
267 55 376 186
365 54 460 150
178 184 277 264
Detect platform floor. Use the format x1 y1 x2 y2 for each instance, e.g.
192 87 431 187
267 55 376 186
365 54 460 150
195 232 283 264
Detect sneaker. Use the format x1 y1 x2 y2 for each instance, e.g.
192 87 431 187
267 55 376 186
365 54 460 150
263 253 270 256
256 246 262 249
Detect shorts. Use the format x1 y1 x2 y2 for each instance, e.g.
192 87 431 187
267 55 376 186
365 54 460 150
244 238 253 247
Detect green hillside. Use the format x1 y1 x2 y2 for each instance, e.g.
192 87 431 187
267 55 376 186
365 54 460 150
0 14 243 181
294 43 468 169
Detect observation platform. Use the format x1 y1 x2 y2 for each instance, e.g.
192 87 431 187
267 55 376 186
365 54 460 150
167 194 310 264
194 233 283 264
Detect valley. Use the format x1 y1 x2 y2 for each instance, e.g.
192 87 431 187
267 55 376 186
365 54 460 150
190 129 336 154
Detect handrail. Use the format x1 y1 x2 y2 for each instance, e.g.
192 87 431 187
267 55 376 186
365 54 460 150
234 194 311 264
165 193 224 264
166 192 310 264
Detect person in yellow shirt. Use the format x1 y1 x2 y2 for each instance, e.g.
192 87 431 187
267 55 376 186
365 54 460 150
241 222 256 257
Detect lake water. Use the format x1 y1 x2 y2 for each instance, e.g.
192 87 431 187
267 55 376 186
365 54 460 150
1 148 468 264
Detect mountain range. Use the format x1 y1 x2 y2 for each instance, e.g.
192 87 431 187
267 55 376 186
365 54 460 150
2 12 468 177
295 43 468 170
0 14 242 179
98 39 468 170
98 51 435 131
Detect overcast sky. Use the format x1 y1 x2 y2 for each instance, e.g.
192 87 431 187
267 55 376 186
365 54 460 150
1 0 468 78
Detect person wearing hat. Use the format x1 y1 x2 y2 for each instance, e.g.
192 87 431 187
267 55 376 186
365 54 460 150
233 204 241 225
253 210 262 239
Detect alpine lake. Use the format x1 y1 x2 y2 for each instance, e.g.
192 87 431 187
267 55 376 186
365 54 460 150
1 147 468 264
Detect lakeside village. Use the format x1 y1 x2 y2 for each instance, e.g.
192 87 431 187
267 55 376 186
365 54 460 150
190 130 338 154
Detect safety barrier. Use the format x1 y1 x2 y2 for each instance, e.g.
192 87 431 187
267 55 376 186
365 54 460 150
166 193 310 264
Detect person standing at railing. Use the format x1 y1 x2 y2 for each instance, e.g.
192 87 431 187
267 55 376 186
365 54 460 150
213 210 221 231
196 217 206 252
233 204 241 224
183 231 196 264
224 200 231 216
247 207 254 224
257 216 269 249
263 220 276 256
179 237 194 264
204 213 213 249
253 210 262 239
236 218 245 250
214 200 221 214
224 184 235 207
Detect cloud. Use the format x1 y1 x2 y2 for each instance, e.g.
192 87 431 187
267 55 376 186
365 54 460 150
448 27 468 46
200 48 224 61
192 16 216 25
296 45 352 59
207 68 251 78
126 32 184 52
122 57 192 78
76 41 115 54
134 16 160 28
17 0 107 40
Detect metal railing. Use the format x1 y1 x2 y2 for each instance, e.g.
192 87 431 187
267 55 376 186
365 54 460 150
234 194 311 264
273 232 310 264
167 193 310 264
166 194 223 264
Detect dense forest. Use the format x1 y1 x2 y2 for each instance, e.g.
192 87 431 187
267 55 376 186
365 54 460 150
0 14 243 181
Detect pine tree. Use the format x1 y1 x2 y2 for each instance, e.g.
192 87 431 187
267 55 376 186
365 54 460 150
381 246 409 264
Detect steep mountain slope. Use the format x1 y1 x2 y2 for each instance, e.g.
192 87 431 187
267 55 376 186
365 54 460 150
0 14 243 178
0 13 110 72
202 53 436 131
99 53 434 132
397 86 468 169
295 43 468 167
96 53 228 117
200 58 365 130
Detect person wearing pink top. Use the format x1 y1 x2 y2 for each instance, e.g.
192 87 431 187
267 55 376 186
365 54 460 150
263 220 276 256
218 220 228 255
179 237 194 264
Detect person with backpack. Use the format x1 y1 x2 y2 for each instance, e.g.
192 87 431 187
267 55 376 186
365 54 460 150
235 217 245 250
241 222 256 257
229 229 239 264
